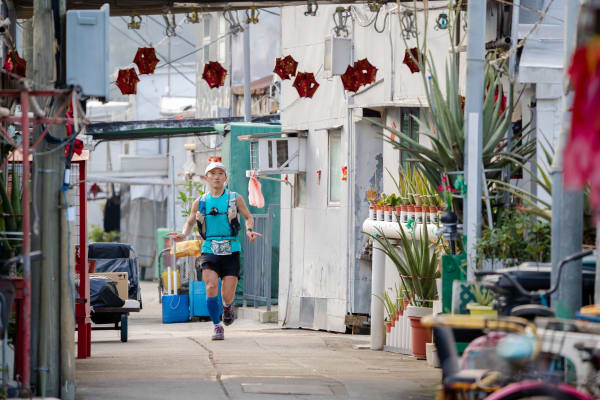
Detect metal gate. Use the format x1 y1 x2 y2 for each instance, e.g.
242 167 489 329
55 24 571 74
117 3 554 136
243 204 278 311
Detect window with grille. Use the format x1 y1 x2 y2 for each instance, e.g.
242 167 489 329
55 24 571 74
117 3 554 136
400 108 420 167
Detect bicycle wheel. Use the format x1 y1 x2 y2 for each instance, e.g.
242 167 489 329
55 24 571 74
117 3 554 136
485 381 592 400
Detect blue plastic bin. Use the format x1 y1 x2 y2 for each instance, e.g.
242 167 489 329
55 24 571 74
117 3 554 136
189 280 222 318
162 294 190 323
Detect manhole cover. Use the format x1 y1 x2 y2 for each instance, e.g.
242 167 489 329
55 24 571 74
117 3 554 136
241 383 335 395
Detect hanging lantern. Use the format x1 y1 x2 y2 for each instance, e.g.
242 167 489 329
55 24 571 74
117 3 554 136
273 55 298 80
133 47 160 75
115 68 140 95
354 58 378 86
202 61 228 89
89 183 103 199
340 65 362 93
292 72 319 98
3 51 27 78
563 38 600 210
403 47 422 74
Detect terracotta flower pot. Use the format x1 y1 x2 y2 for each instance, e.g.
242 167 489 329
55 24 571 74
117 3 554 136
403 299 410 311
400 205 408 223
390 318 395 327
386 322 392 333
406 306 433 359
408 316 432 359
396 310 401 319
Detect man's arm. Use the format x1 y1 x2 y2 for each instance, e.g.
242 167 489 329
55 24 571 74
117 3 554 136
237 196 262 243
166 198 199 242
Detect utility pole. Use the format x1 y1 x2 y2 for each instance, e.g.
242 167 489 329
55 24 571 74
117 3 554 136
550 0 584 318
33 0 64 396
463 0 486 280
243 21 251 122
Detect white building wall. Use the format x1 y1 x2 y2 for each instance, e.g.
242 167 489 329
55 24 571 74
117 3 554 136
279 2 452 332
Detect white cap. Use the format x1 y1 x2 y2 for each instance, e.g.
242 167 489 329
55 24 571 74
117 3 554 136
204 161 227 176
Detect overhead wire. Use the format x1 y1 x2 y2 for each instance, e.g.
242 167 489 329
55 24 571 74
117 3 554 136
110 20 196 86
146 15 196 48
155 31 233 70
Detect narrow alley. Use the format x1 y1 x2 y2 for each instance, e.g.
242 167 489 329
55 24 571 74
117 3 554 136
76 282 439 400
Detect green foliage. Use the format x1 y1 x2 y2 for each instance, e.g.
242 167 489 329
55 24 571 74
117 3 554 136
89 225 119 243
370 223 440 307
470 283 494 306
475 209 551 268
178 180 204 218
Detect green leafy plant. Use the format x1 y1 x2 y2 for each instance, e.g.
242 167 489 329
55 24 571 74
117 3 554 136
375 291 399 322
470 283 494 307
489 140 595 245
370 223 440 307
178 180 204 218
89 225 119 243
475 209 551 268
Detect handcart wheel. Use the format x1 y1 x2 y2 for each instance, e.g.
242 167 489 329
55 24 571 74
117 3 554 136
120 314 128 343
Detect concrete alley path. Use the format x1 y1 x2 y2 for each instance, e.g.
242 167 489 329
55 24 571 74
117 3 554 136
76 281 440 400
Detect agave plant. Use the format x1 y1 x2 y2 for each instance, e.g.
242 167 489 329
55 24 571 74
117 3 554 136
371 223 440 308
367 2 535 216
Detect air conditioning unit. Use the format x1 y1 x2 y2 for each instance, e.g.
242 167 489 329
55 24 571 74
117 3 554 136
324 36 352 77
248 137 306 175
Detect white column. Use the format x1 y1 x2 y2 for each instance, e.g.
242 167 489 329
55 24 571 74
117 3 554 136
371 239 386 350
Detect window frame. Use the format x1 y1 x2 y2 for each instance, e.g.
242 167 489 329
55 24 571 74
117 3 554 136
327 129 343 206
399 108 420 168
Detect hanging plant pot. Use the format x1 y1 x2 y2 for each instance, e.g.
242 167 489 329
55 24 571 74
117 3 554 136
406 305 433 359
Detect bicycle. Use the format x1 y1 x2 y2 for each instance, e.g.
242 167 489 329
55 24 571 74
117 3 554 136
422 250 600 399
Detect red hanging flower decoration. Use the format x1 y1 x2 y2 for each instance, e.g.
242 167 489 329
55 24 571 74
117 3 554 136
133 47 160 75
563 38 600 211
65 139 84 159
202 61 228 89
115 68 140 95
292 72 319 98
403 48 422 74
90 183 102 199
340 65 362 93
3 51 27 78
273 55 298 80
354 58 378 86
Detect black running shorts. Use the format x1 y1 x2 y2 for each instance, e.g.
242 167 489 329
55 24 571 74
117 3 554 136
196 252 241 279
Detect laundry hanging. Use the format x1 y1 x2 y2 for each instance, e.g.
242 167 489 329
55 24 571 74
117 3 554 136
248 172 265 209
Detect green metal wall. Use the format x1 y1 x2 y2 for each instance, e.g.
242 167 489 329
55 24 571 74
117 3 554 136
220 123 281 302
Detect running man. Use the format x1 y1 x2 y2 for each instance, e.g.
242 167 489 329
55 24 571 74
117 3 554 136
167 161 262 340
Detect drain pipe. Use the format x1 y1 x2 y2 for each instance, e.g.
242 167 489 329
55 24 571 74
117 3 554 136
550 0 583 317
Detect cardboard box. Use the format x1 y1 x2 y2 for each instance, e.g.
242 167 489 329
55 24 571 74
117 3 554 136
91 272 129 301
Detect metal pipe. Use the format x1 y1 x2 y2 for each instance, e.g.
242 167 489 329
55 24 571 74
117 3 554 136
550 0 584 317
170 156 177 274
20 90 31 394
464 0 487 280
243 21 251 122
370 239 385 350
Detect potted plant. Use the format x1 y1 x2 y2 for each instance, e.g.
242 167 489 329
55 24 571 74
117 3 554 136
467 283 496 317
372 223 440 359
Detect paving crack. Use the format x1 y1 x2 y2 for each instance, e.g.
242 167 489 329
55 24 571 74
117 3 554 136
188 337 232 399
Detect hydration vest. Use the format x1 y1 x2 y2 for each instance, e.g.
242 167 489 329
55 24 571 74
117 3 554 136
195 190 241 240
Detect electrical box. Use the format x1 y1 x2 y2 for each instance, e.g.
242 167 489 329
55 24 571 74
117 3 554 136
66 4 110 100
248 137 306 175
324 36 352 76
